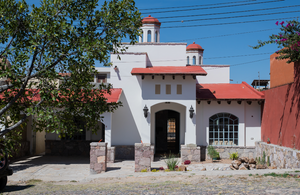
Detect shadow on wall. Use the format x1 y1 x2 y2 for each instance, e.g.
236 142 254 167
111 92 141 145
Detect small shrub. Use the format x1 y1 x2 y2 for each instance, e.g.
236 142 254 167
151 169 157 172
184 160 191 165
207 146 219 160
164 153 179 171
165 169 170 172
159 167 164 170
229 152 239 160
141 169 147 172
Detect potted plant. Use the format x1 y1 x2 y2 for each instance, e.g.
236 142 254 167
207 146 219 161
267 138 271 144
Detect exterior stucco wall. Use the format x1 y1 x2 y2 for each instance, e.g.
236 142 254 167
196 100 261 147
197 65 230 84
270 53 294 88
120 43 187 67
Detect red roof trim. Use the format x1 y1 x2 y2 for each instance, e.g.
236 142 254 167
196 83 264 100
131 66 207 76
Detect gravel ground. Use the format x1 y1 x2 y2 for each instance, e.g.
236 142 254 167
3 172 300 194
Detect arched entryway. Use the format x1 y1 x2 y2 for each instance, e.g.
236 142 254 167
155 110 180 155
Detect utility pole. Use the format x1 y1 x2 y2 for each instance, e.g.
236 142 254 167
258 71 260 89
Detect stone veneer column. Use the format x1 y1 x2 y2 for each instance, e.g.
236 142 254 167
135 143 152 172
107 147 115 163
90 142 107 174
181 144 201 162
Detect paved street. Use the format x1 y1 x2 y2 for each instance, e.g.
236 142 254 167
3 155 300 194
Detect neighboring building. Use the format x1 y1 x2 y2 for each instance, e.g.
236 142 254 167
43 15 264 160
261 53 300 149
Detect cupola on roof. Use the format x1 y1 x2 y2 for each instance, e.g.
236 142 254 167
186 42 204 51
142 15 161 26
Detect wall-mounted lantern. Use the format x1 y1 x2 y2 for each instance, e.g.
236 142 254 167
189 106 194 118
143 105 149 118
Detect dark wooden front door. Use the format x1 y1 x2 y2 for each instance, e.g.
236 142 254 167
155 110 180 155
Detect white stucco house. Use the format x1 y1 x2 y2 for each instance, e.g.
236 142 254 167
44 15 264 160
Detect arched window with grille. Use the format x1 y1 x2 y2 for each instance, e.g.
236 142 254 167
209 113 239 146
187 56 190 65
193 56 196 65
147 30 151 42
155 31 158 42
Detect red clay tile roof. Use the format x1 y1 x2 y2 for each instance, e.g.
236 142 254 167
0 88 122 103
142 15 161 25
186 42 204 51
196 82 264 100
131 66 207 76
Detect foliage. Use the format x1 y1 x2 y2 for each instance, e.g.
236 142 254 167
164 169 170 172
256 151 270 166
229 152 239 160
184 160 191 165
0 0 141 154
159 167 164 170
141 169 147 172
151 169 157 172
207 145 219 159
164 153 179 171
252 20 300 63
263 172 300 178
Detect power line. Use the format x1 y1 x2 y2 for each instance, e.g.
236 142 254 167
175 28 278 42
139 0 256 11
158 4 300 20
163 10 300 24
142 0 284 14
161 17 297 29
111 52 273 64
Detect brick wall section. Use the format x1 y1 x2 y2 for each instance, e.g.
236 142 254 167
107 147 115 163
134 143 153 172
181 144 201 162
90 142 107 174
45 140 92 156
256 141 300 168
115 145 134 160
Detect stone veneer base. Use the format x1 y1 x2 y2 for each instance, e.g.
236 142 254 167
107 147 115 163
207 146 256 160
134 143 153 172
90 142 107 174
256 141 300 169
181 144 201 162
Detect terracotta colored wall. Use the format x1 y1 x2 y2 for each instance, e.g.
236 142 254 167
261 62 300 149
270 53 294 88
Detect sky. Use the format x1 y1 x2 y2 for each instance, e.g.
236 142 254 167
25 0 300 85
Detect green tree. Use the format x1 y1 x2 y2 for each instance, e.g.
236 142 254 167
0 0 141 153
252 20 300 63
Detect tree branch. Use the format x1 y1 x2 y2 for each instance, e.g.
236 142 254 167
0 99 43 136
0 49 38 117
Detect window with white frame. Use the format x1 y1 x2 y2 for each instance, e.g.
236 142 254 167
209 113 238 146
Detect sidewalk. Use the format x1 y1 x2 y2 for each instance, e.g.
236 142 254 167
8 155 300 183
